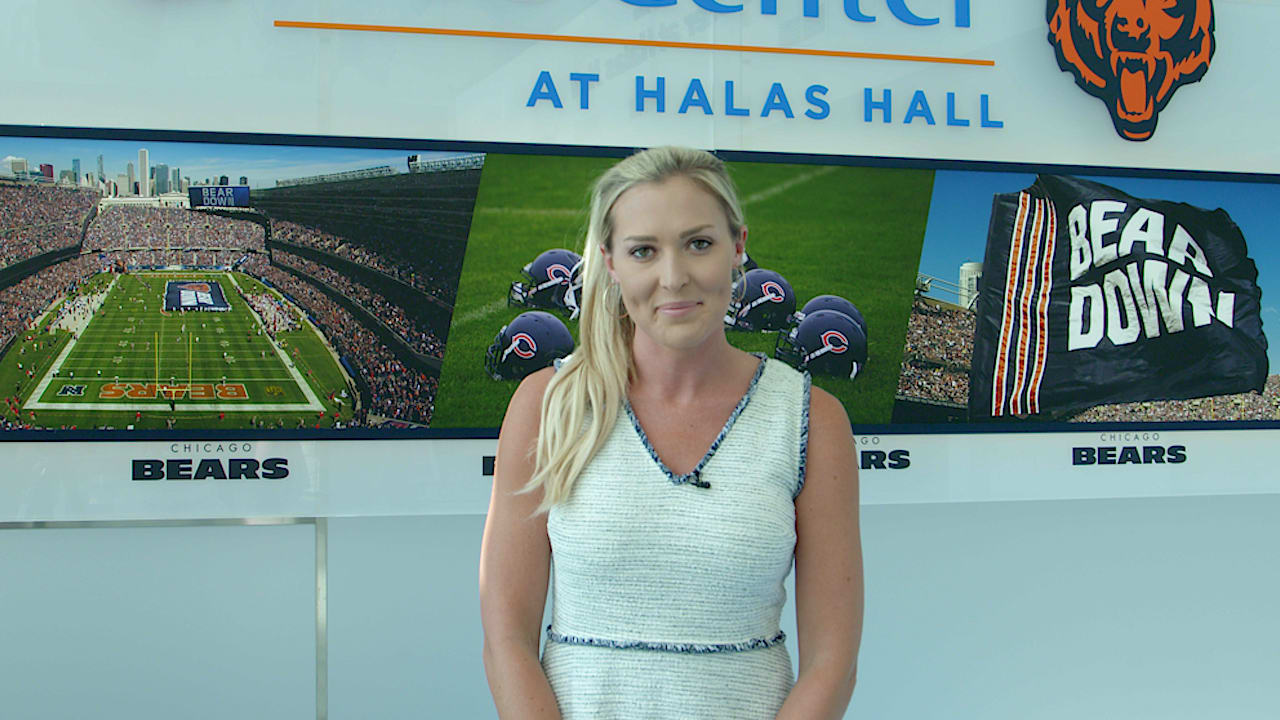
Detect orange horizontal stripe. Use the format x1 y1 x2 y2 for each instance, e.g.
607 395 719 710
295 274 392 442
274 20 994 67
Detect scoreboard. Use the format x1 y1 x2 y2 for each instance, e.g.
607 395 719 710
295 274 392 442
189 185 250 208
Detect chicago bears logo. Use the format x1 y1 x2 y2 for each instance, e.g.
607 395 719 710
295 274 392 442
546 263 573 285
761 281 786 303
1048 0 1214 141
820 330 849 353
508 332 537 359
177 282 212 293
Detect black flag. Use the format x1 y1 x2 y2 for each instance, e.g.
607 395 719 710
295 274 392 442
970 175 1268 418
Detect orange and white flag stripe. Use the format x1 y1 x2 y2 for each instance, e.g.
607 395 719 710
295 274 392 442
991 192 1057 416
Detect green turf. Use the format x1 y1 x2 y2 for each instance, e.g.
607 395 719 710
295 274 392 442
432 154 933 429
1 271 355 430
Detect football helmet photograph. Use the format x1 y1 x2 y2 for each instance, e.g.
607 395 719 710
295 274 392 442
725 268 796 332
774 309 868 380
484 311 575 381
508 248 583 315
789 294 867 337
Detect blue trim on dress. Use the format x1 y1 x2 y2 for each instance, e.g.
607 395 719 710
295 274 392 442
624 354 769 489
795 372 812 500
547 625 787 654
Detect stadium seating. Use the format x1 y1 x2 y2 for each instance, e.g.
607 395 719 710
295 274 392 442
242 256 437 425
0 183 97 269
85 206 265 252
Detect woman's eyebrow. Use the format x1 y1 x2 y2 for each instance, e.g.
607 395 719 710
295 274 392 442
679 224 714 238
619 224 715 244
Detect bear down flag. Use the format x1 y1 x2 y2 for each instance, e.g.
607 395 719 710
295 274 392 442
969 175 1267 418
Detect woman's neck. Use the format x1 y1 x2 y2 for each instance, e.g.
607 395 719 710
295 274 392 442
629 333 754 402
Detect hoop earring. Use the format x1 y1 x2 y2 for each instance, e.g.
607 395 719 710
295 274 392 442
730 265 746 304
604 282 628 319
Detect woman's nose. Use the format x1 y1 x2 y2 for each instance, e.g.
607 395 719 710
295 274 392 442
658 252 690 290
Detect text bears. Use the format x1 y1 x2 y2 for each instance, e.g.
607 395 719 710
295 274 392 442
132 458 289 481
1071 445 1186 466
859 449 910 469
619 0 972 27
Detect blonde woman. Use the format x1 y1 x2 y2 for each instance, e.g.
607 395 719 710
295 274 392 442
480 147 862 719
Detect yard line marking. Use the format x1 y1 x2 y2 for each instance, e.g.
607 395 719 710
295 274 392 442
453 297 508 327
476 207 582 218
24 402 325 412
63 377 306 383
742 166 838 206
238 276 325 412
24 276 119 411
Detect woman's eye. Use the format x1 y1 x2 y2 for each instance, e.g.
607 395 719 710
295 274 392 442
689 238 712 251
629 246 653 259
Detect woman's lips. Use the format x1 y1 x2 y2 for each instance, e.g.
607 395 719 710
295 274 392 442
656 301 700 316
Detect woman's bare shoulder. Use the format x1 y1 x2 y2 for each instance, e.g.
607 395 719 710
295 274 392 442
495 367 557 489
807 384 851 437
503 366 556 425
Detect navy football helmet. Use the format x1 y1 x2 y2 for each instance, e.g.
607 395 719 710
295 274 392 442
485 311 575 381
725 268 796 332
789 294 867 337
774 309 868 379
509 249 583 315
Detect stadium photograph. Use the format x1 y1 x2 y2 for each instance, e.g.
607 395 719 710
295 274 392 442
431 152 933 429
1 137 482 431
901 170 1279 424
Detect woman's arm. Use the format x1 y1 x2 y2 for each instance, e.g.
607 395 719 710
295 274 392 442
479 367 563 719
776 386 863 720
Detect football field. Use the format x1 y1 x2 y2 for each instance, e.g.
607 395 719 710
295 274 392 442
432 154 933 428
4 271 352 430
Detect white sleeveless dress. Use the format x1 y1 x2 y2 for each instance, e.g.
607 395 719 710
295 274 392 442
543 356 811 719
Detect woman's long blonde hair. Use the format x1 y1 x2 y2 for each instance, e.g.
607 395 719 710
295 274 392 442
524 146 746 512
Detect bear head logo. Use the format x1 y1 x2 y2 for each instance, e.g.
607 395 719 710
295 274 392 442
1048 0 1215 141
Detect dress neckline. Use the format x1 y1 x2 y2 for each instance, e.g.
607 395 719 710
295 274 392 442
623 354 768 488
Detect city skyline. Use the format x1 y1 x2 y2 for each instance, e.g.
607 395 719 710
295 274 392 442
0 137 466 190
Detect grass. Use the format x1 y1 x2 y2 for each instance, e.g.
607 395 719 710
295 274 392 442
431 153 933 429
1 271 354 430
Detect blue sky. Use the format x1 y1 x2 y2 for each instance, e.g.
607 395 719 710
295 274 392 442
920 170 1280 368
0 136 464 188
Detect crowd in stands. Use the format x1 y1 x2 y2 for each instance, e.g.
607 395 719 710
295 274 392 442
244 292 300 337
0 255 105 350
86 206 264 251
98 248 260 269
895 298 1280 421
902 300 975 367
244 261 437 425
1072 375 1280 422
0 184 97 268
897 300 974 405
897 364 970 406
274 249 446 357
270 220 459 302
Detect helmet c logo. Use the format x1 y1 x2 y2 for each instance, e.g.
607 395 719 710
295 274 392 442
821 330 848 353
761 281 786 303
547 263 572 284
510 332 538 359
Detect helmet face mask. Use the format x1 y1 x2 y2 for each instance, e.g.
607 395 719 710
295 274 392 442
725 268 796 332
508 249 583 314
485 311 575 381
